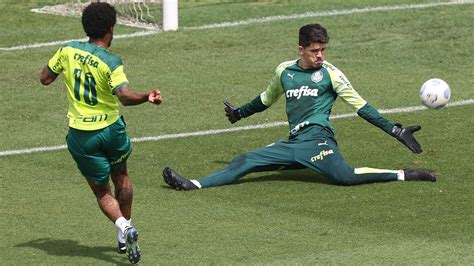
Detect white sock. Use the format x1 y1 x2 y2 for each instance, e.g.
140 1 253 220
117 218 131 243
115 216 129 235
190 180 202 188
118 229 125 243
397 170 405 181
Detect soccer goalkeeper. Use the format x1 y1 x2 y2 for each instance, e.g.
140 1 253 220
163 23 435 190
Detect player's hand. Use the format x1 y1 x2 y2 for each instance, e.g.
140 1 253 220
148 89 162 105
224 100 242 124
391 124 422 154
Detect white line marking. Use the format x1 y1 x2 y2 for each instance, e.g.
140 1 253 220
1 1 473 51
0 31 161 51
1 99 473 157
183 1 474 31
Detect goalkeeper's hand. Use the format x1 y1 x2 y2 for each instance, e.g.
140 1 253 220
391 123 423 154
224 100 243 124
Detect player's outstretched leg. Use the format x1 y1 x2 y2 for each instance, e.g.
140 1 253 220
403 169 436 182
125 227 141 264
163 167 199 190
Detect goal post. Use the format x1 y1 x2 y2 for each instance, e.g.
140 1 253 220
110 0 178 31
162 0 178 31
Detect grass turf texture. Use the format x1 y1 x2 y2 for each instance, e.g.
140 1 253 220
1 0 473 264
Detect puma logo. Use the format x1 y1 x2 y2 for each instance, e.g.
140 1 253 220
318 141 328 146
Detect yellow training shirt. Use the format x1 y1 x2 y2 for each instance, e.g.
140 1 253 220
48 41 128 130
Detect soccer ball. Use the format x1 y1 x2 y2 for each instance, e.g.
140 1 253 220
419 78 451 109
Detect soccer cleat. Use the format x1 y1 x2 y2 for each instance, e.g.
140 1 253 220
117 241 126 254
125 227 141 264
162 167 199 190
403 169 436 182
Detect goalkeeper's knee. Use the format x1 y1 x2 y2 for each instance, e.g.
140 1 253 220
228 154 247 171
324 168 359 186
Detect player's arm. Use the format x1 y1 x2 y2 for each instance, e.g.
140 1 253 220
357 104 422 154
40 46 64 86
329 66 422 154
224 66 284 124
115 84 162 106
40 65 58 85
108 62 161 106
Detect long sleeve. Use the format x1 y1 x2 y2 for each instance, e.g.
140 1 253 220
325 62 394 134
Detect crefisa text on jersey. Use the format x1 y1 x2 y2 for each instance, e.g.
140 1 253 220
74 53 99 68
286 85 319 99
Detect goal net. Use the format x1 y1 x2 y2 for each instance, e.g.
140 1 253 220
31 0 178 31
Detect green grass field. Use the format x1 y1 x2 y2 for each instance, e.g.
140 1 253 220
1 0 473 264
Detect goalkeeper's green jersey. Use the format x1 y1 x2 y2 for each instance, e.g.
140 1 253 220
257 59 393 136
47 41 128 131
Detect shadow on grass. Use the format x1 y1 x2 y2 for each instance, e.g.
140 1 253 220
15 238 128 265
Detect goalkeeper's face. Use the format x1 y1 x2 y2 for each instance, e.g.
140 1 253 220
298 42 326 69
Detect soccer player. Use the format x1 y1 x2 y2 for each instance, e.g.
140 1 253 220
39 2 161 264
163 23 436 191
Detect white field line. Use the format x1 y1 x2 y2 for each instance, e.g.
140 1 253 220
183 1 474 31
0 31 161 52
1 1 474 51
1 99 473 157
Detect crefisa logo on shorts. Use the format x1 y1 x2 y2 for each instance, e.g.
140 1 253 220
311 70 323 83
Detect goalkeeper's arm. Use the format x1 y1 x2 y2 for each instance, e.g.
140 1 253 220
224 95 268 124
357 103 423 154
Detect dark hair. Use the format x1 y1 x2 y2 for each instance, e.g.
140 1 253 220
299 24 329 47
81 2 117 39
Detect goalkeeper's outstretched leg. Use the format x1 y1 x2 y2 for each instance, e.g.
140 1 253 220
163 141 297 190
163 154 286 190
294 135 436 185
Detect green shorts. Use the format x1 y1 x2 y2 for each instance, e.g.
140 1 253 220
66 116 132 185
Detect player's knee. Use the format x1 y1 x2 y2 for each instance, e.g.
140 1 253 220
326 169 358 186
228 154 247 170
111 163 128 177
226 154 257 181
